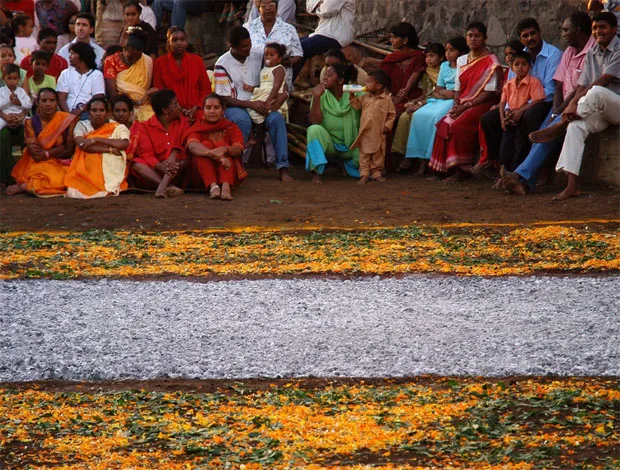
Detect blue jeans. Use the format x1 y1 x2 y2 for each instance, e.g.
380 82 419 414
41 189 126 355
225 107 289 170
151 0 208 28
514 111 563 190
293 34 342 80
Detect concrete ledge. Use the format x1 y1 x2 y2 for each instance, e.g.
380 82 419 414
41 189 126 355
581 126 620 187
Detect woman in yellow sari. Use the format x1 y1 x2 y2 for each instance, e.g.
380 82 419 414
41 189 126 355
7 88 77 197
65 97 131 199
103 28 155 122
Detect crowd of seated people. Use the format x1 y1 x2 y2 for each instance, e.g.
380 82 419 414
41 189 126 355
0 0 617 202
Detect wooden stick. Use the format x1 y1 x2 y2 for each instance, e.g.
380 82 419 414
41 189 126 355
287 133 307 151
288 122 308 135
352 40 391 56
288 144 306 159
287 126 307 143
291 90 311 103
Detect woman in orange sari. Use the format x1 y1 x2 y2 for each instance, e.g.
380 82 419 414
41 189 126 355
65 96 130 198
104 29 155 122
185 94 246 201
7 88 76 196
429 22 501 180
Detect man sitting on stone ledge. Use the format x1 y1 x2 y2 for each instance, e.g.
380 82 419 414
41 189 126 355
502 12 620 201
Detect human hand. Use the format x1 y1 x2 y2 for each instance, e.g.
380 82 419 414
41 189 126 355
219 156 232 170
510 108 524 124
251 100 269 115
9 93 21 107
312 83 326 99
243 83 255 93
270 93 288 112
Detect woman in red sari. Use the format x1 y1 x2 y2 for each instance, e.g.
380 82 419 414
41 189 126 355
381 22 426 116
185 94 246 201
429 21 501 180
153 27 212 123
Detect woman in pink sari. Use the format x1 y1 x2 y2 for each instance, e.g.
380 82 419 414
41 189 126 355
429 22 502 180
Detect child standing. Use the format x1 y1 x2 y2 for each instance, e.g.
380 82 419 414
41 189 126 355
248 42 288 125
11 13 37 65
28 50 56 103
497 50 545 179
349 70 396 184
0 63 32 131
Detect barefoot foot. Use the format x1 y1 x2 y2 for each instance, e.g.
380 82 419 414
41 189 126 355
529 122 567 143
358 175 369 185
166 186 184 198
220 183 233 201
209 184 221 199
500 166 527 195
5 183 25 195
279 168 294 182
552 187 581 201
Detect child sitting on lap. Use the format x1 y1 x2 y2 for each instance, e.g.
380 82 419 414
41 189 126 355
248 42 288 125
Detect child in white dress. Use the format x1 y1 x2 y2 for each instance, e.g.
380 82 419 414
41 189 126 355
0 64 32 131
248 42 288 124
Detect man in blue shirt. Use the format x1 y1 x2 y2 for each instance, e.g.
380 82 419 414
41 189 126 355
476 18 563 175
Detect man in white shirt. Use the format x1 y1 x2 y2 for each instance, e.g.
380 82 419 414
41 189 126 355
292 0 356 79
215 26 292 182
56 41 105 118
58 12 105 69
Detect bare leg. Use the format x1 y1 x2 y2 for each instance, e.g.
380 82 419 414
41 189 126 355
529 121 568 143
279 168 294 182
471 160 489 175
311 172 323 184
5 182 27 195
491 178 504 190
415 159 428 176
131 163 163 189
500 166 527 195
552 173 581 201
155 154 178 198
220 182 233 201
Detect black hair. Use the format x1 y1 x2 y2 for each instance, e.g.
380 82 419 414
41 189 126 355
512 50 532 65
329 62 358 84
10 13 31 32
69 42 97 70
325 47 346 62
86 95 107 111
151 89 176 115
467 21 488 37
425 42 446 58
123 0 143 13
390 22 419 48
228 25 250 47
111 93 134 112
31 50 51 64
203 93 226 108
506 39 523 52
105 45 123 56
75 12 96 28
37 27 58 42
125 28 147 51
593 11 618 28
37 87 57 100
264 42 286 57
369 69 391 89
167 26 186 41
570 11 593 36
1 62 20 76
516 17 540 35
0 27 15 47
447 36 469 55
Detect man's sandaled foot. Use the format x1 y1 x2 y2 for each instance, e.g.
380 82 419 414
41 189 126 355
358 175 369 185
5 183 25 195
279 168 294 182
166 186 184 198
552 187 581 201
529 122 567 143
209 184 221 199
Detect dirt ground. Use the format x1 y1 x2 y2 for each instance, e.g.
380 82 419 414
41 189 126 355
1 164 618 232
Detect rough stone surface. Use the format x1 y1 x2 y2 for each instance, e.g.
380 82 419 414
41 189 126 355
582 126 620 187
1 276 618 382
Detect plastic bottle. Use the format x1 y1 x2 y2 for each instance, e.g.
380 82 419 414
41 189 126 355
343 84 366 93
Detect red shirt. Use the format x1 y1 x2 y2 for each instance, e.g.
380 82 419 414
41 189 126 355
20 53 68 79
4 0 34 18
153 53 211 111
131 115 190 169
